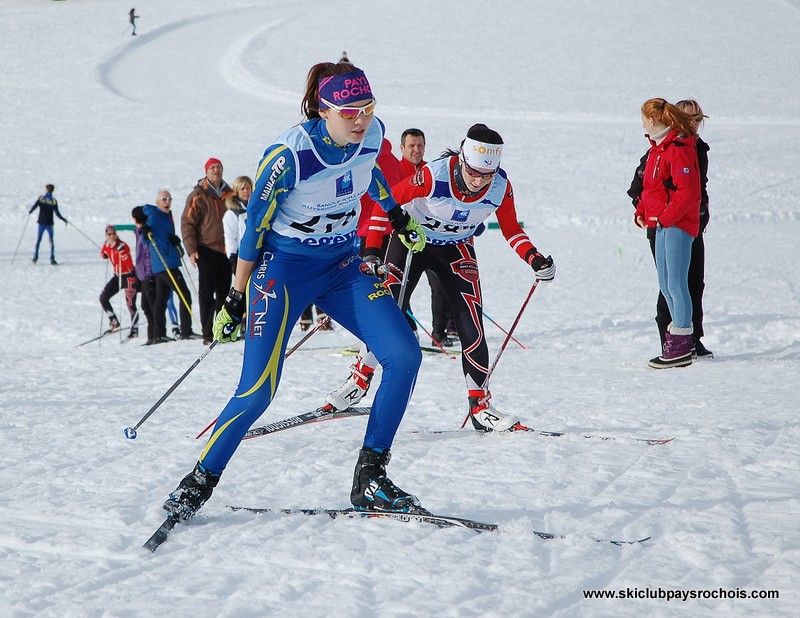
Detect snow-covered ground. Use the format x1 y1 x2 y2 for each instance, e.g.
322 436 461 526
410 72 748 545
1 0 799 616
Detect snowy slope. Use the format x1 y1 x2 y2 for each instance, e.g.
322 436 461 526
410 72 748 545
1 0 799 616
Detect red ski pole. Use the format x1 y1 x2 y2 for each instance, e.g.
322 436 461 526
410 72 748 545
195 316 332 440
460 280 539 428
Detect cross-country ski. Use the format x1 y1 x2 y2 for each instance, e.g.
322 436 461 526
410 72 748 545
227 505 652 545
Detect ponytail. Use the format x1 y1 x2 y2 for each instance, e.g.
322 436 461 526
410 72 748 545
641 98 697 136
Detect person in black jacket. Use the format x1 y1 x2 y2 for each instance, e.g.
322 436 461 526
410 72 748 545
627 98 712 358
30 184 68 265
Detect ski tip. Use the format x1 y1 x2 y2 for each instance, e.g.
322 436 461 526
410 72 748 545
606 535 652 546
645 438 674 445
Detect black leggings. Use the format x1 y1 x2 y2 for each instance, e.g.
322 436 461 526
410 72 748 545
99 272 139 325
384 234 488 391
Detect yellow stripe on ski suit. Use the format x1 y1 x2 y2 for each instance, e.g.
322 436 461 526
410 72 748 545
198 284 291 462
199 411 245 462
254 146 292 235
237 284 290 399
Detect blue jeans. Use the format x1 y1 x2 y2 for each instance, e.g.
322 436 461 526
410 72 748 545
654 226 693 330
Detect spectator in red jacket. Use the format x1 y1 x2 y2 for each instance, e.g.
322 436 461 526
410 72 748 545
634 98 701 369
99 225 140 338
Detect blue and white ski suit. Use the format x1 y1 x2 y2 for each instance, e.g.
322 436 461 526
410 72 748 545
198 117 421 473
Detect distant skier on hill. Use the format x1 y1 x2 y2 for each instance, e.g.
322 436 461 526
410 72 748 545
129 8 139 36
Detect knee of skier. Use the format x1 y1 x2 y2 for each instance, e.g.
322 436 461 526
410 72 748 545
387 336 423 376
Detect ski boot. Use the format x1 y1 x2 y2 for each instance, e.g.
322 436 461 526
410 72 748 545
326 357 374 410
468 390 519 432
351 447 422 512
162 462 221 522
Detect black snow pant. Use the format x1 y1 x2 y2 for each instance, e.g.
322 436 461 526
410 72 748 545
384 233 488 392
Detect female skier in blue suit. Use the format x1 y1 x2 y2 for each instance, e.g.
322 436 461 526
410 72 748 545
160 62 427 523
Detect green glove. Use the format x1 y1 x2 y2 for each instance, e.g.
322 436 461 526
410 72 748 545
387 207 426 252
213 288 245 343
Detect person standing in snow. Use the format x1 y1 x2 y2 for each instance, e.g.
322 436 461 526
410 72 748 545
398 128 458 347
182 158 234 344
99 225 139 338
327 123 556 432
628 99 712 361
129 8 138 36
143 191 197 342
159 61 427 525
222 175 253 275
632 98 701 369
30 184 68 265
131 207 159 345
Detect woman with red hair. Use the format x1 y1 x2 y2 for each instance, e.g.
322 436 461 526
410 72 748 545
634 98 701 368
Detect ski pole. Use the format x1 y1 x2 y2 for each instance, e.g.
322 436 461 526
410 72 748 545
285 315 330 359
68 221 103 250
482 310 528 350
396 245 415 309
147 232 197 324
405 310 457 359
460 280 539 428
195 316 331 439
180 251 200 300
99 259 109 343
124 340 219 439
12 214 31 265
117 268 124 342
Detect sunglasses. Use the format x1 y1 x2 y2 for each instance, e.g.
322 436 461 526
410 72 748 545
320 97 377 120
106 232 117 236
158 197 173 202
460 154 497 179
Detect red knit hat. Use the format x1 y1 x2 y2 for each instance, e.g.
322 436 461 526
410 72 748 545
205 157 222 172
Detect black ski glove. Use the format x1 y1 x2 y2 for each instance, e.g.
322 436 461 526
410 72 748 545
362 255 389 281
525 249 556 283
170 234 185 257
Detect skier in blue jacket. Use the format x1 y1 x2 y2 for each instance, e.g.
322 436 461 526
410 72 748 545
160 62 427 524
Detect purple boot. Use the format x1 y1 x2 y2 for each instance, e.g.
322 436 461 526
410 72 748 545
649 324 693 369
